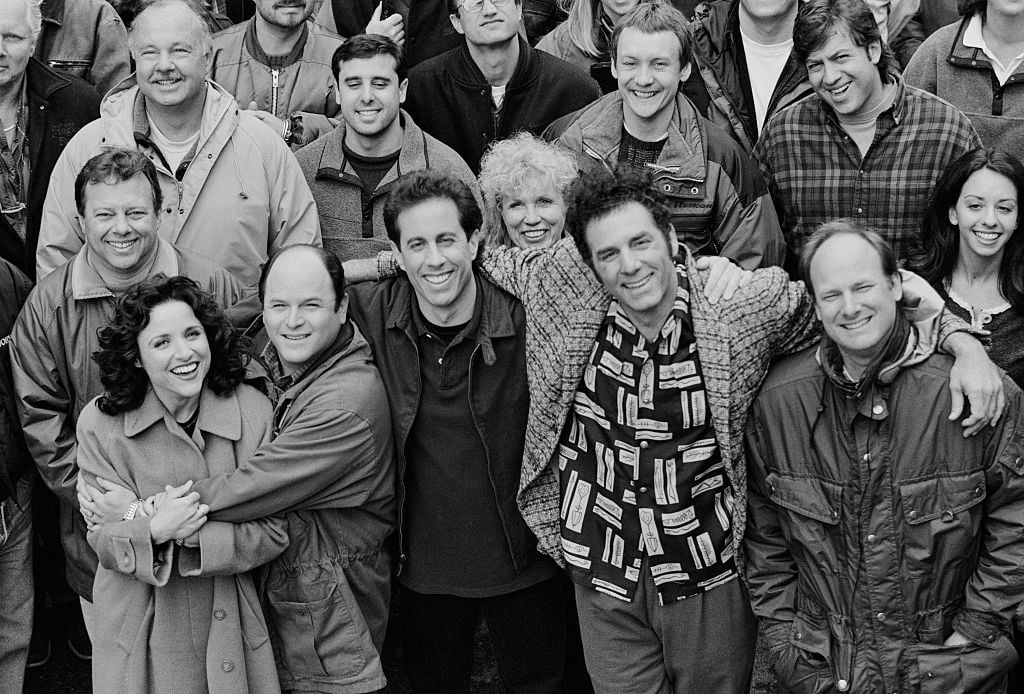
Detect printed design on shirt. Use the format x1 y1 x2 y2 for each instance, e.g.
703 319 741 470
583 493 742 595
557 270 737 603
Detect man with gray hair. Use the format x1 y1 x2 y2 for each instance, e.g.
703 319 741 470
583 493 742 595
35 0 321 292
0 0 100 277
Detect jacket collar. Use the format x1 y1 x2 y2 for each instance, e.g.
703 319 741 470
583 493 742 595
40 0 64 26
70 238 182 300
692 0 739 58
385 274 514 366
25 57 71 102
947 13 1024 78
124 383 243 440
573 91 709 180
315 110 429 190
450 35 537 92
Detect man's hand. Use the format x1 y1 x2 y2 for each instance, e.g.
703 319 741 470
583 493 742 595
942 630 972 648
365 2 405 45
77 476 138 526
245 102 288 140
694 255 752 304
945 332 1005 436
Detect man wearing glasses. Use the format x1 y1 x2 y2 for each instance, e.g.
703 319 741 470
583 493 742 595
403 0 600 173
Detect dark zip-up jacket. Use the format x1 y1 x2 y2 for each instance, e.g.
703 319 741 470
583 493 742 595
689 0 812 154
0 259 32 502
346 275 539 576
404 36 601 173
0 59 99 279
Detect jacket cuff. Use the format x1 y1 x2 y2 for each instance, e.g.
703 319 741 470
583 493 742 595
179 521 234 576
953 608 1008 645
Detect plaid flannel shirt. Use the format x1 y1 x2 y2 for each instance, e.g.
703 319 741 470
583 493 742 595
753 76 981 270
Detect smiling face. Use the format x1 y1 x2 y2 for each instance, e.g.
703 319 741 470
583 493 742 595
0 0 35 92
500 179 566 249
585 201 679 336
451 0 521 49
137 300 211 419
253 0 317 29
613 28 689 131
392 197 480 326
262 248 346 375
336 54 407 154
131 3 210 113
810 233 902 378
950 167 1019 264
805 26 885 119
82 174 161 274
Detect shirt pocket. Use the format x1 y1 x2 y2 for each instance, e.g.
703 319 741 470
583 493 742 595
899 470 986 580
766 473 846 578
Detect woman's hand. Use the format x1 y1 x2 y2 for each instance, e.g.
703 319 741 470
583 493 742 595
148 481 209 545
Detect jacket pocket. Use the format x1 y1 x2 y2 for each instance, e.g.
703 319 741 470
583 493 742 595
265 566 373 679
766 473 846 577
653 175 716 256
46 59 92 80
774 612 836 694
917 635 1017 694
899 471 986 579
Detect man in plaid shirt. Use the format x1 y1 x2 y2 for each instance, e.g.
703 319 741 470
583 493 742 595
753 0 981 274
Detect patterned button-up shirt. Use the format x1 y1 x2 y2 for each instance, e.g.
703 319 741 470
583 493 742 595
753 76 981 270
558 269 737 604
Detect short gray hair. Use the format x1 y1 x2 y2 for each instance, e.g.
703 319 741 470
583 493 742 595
24 0 43 42
128 0 212 56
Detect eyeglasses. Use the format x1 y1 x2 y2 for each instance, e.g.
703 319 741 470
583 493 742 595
457 0 513 14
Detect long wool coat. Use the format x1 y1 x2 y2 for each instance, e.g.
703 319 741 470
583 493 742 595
77 384 287 694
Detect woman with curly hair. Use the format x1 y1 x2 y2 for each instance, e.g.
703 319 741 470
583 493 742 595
76 275 287 694
909 147 1024 386
478 132 579 249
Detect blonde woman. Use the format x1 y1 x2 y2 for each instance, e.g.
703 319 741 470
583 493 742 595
478 132 579 249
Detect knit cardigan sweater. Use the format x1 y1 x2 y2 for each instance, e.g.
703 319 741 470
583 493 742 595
479 241 820 566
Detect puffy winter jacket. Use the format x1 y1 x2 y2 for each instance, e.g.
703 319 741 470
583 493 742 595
556 90 785 269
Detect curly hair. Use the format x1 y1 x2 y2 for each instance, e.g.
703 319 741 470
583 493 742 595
478 133 578 247
565 166 673 264
908 148 1024 315
93 275 250 416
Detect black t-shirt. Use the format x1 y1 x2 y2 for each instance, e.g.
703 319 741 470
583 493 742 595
618 126 668 168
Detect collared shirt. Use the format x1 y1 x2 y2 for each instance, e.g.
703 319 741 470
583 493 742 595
558 268 737 604
0 79 29 241
754 76 981 269
963 14 1024 86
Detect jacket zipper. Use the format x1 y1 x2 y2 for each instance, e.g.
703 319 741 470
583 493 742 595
271 69 280 116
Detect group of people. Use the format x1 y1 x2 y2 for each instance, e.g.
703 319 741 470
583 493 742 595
1 0 1024 693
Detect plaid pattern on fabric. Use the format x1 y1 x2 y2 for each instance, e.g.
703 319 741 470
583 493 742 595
558 269 737 604
753 77 981 268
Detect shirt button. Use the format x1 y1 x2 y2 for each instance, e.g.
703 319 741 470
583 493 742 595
837 680 849 692
221 661 234 672
214 609 226 620
908 510 918 520
876 612 885 622
437 357 442 365
872 404 884 415
640 441 649 449
867 534 876 543
857 207 864 214
639 486 648 493
862 453 870 463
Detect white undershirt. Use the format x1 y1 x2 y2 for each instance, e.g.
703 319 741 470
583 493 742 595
147 116 200 173
963 14 1024 86
740 28 794 133
491 84 507 111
